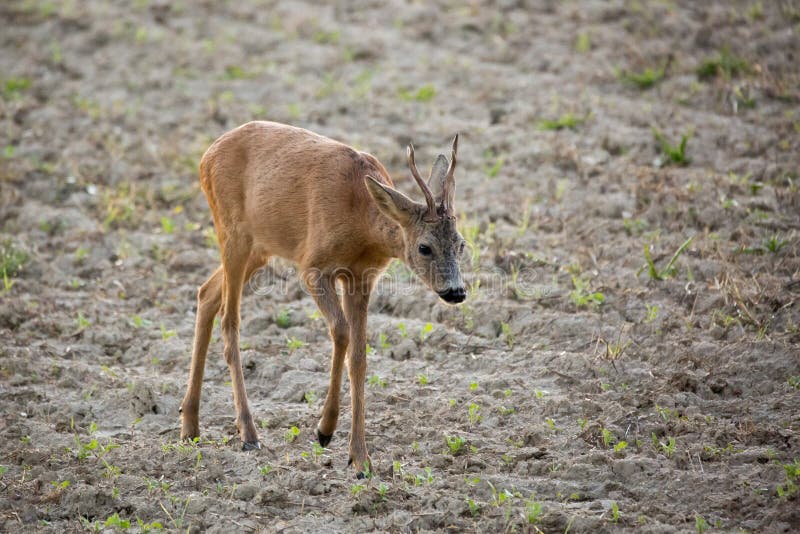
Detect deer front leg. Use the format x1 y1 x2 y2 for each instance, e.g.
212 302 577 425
304 271 349 446
180 266 223 440
343 280 373 478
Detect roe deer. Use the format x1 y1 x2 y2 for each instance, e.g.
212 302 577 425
179 121 466 477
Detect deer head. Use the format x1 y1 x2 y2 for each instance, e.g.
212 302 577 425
365 135 466 304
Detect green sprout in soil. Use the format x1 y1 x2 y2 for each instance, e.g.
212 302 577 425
398 84 435 102
3 77 31 100
610 501 620 523
618 63 667 89
697 47 749 80
695 514 709 533
524 496 544 524
468 403 482 424
419 322 433 342
641 236 693 281
445 435 466 455
276 309 292 328
466 497 481 517
368 374 387 388
0 238 29 279
569 275 604 308
537 112 587 131
501 322 514 349
483 149 504 178
284 425 300 443
776 459 799 498
575 32 591 53
652 127 691 165
286 336 305 351
417 374 429 385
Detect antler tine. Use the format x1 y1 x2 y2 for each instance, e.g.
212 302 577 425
442 133 458 215
407 143 438 221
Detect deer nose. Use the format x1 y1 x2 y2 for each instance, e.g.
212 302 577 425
438 287 466 304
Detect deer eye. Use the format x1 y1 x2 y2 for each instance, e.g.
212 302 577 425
418 244 432 256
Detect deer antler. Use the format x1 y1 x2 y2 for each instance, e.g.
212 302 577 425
442 133 458 216
407 143 439 222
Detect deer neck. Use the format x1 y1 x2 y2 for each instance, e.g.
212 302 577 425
372 211 406 261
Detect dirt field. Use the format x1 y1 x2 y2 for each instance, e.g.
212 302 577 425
1 0 799 532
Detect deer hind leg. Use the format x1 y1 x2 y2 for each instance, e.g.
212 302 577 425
343 275 375 478
304 271 349 447
219 233 263 450
180 266 224 440
179 251 267 443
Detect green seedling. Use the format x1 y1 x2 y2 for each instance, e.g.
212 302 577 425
695 514 709 533
776 459 799 498
642 236 693 280
419 322 433 342
76 312 91 330
160 324 176 340
468 403 482 424
259 464 273 476
445 435 466 455
304 390 317 407
3 77 31 100
398 84 435 102
104 513 131 529
417 374 429 385
397 322 407 338
618 64 666 89
524 496 544 524
645 303 659 323
697 47 748 79
575 32 591 52
378 331 391 349
537 112 587 131
160 216 175 234
652 128 691 165
569 275 604 308
610 501 620 523
652 433 676 457
763 234 788 253
0 238 29 277
284 425 300 443
466 497 481 517
483 149 504 178
368 374 387 388
276 309 292 328
500 322 513 348
286 337 305 351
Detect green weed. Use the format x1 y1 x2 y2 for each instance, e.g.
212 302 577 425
445 435 466 455
697 47 749 79
642 236 693 280
618 64 666 89
652 128 691 165
286 337 305 351
0 238 29 277
368 374 387 388
537 112 587 131
276 309 292 328
399 84 436 102
569 275 604 308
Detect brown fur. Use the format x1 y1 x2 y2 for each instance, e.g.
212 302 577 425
179 121 465 475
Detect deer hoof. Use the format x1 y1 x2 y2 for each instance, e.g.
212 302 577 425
242 440 261 451
316 428 333 447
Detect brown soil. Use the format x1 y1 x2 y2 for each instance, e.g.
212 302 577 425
1 0 798 532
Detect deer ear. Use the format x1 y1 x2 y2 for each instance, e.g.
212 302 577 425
364 175 418 225
428 154 449 200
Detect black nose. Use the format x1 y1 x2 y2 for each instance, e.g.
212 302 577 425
438 287 466 304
